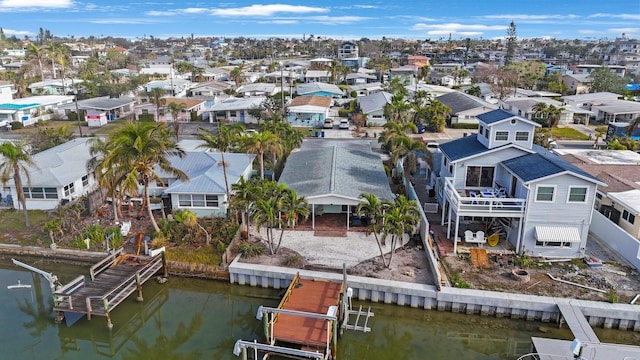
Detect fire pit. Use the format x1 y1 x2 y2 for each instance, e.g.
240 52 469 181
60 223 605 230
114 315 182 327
511 268 530 283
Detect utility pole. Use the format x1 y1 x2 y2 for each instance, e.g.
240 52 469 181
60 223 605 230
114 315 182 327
69 77 83 137
280 62 285 119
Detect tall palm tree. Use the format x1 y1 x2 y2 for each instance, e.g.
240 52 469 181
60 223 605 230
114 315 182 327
546 104 564 129
197 123 245 202
230 66 243 87
104 122 187 232
48 42 69 80
240 131 282 179
167 102 187 141
26 43 47 79
357 193 391 252
424 99 450 133
0 140 36 226
531 102 549 123
231 177 259 232
379 121 418 151
149 87 166 122
381 195 419 269
87 137 125 221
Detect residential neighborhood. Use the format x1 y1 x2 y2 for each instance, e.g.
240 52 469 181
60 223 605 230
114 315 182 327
2 21 640 360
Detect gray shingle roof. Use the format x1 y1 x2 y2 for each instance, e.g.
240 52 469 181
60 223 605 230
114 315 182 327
279 146 394 201
22 137 94 187
77 96 136 110
476 109 518 124
163 152 254 194
501 152 601 184
436 91 495 114
438 135 489 162
358 91 392 114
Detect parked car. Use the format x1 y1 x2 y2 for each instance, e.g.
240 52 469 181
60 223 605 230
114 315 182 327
339 119 350 129
323 119 334 129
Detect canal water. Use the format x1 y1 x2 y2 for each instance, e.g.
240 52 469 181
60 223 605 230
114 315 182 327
1 258 638 360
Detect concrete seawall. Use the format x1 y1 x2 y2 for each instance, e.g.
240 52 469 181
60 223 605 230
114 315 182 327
229 257 640 332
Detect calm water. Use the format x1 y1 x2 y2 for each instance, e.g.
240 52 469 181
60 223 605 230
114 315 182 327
1 257 638 360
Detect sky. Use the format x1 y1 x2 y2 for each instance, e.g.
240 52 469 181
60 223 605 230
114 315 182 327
0 0 639 41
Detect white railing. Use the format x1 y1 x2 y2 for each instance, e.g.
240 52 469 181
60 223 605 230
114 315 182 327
444 177 526 216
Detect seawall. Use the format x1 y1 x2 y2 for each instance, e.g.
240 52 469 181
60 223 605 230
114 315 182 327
229 256 640 332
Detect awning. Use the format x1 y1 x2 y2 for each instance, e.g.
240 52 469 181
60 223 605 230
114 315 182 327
535 226 582 243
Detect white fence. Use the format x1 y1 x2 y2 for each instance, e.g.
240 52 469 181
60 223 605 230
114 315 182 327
590 210 640 270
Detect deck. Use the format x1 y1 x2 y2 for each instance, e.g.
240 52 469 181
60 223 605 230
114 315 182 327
273 275 343 348
53 248 165 327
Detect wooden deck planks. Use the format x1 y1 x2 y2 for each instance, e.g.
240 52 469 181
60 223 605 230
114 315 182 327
273 279 342 348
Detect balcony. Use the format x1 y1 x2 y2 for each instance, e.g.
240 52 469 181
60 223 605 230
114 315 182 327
443 177 526 218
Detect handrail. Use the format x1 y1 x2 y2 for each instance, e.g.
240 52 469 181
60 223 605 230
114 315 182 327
443 177 526 214
96 255 163 302
54 275 85 295
90 248 124 280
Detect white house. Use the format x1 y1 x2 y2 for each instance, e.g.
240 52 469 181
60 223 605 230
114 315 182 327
0 95 74 127
436 109 604 258
207 97 265 124
357 91 393 126
151 151 255 218
4 138 98 210
287 95 332 127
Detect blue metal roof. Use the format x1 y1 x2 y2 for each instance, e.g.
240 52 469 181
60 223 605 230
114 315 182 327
501 152 600 183
476 109 517 124
438 135 488 161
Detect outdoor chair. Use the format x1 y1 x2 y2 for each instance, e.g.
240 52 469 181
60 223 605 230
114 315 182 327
464 230 474 242
469 191 479 204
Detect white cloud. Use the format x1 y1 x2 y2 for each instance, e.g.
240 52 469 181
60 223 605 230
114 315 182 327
427 30 483 36
210 4 328 17
257 20 299 24
412 23 507 32
183 8 208 14
305 15 369 25
578 30 600 34
90 18 162 25
0 0 71 7
608 27 640 34
481 14 579 21
353 5 378 9
2 27 32 36
589 13 640 21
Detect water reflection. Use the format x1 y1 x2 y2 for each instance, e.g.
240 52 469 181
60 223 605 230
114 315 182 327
0 259 638 360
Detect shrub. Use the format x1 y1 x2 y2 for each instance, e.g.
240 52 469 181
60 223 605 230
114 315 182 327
338 109 350 118
450 272 471 288
284 254 303 267
138 113 155 122
450 123 479 129
238 241 264 258
608 289 619 303
10 121 23 130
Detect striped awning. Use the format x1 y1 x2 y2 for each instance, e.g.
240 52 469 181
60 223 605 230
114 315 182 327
535 226 582 243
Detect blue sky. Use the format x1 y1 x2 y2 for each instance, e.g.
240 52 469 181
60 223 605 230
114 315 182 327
1 0 639 40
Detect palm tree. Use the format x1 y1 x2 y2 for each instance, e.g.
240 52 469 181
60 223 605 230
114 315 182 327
174 209 211 245
48 42 69 80
381 195 419 269
87 137 126 221
546 104 564 129
0 140 35 226
625 116 640 139
357 193 391 251
104 122 187 232
251 197 282 255
531 102 549 123
231 177 258 232
149 87 166 122
230 66 243 87
167 102 187 142
593 126 607 149
197 123 245 202
240 131 282 179
424 99 450 133
279 189 309 229
379 121 418 151
26 43 47 79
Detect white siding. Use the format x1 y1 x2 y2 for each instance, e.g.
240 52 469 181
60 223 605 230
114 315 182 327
486 120 535 150
451 147 531 189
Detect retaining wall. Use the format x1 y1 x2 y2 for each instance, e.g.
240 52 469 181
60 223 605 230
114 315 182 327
229 257 640 332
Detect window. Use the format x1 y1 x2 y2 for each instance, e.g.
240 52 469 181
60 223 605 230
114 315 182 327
622 210 636 224
567 187 587 202
229 111 237 117
82 175 89 187
484 128 489 138
465 166 495 188
515 131 529 141
495 131 508 141
479 125 484 134
63 183 75 197
511 118 517 125
22 187 59 199
535 239 573 248
535 186 555 202
178 194 219 208
596 192 603 200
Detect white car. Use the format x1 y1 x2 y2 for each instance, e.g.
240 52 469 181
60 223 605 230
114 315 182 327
323 119 334 129
338 119 350 129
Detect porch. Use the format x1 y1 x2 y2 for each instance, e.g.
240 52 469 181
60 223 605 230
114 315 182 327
441 177 526 254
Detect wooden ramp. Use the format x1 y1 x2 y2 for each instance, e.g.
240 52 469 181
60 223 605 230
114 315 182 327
557 302 600 343
470 248 490 268
53 248 166 328
273 275 343 348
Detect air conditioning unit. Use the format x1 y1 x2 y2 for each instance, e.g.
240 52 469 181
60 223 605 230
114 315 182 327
424 202 439 213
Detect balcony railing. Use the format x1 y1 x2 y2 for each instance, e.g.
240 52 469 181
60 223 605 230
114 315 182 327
443 177 526 216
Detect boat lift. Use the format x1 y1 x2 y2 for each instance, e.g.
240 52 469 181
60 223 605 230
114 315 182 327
11 258 62 293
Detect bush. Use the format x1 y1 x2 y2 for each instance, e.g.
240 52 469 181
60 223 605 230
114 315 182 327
338 109 351 117
10 121 23 130
450 123 479 129
138 113 155 122
284 254 303 267
238 241 265 258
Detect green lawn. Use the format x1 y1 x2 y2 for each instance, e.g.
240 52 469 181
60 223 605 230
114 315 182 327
91 119 130 136
0 209 49 246
11 120 81 135
551 127 590 140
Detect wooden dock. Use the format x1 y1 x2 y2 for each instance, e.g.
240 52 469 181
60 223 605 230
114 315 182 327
53 248 166 329
273 274 343 349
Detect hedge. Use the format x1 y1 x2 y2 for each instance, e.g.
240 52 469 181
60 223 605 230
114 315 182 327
450 122 479 129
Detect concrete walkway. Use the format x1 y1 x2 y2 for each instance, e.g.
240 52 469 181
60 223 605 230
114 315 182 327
253 227 409 269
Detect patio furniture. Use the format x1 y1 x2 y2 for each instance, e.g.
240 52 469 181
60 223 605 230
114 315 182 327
465 230 487 247
469 191 479 204
464 230 475 242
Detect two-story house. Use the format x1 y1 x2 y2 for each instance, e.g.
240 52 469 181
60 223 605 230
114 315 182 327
436 109 604 258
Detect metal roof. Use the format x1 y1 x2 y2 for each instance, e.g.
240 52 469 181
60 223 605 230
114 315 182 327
278 145 394 202
476 109 518 124
209 97 266 111
535 225 581 243
21 137 95 187
357 91 392 114
163 152 254 194
500 152 601 184
77 96 136 110
438 135 489 162
436 91 496 114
